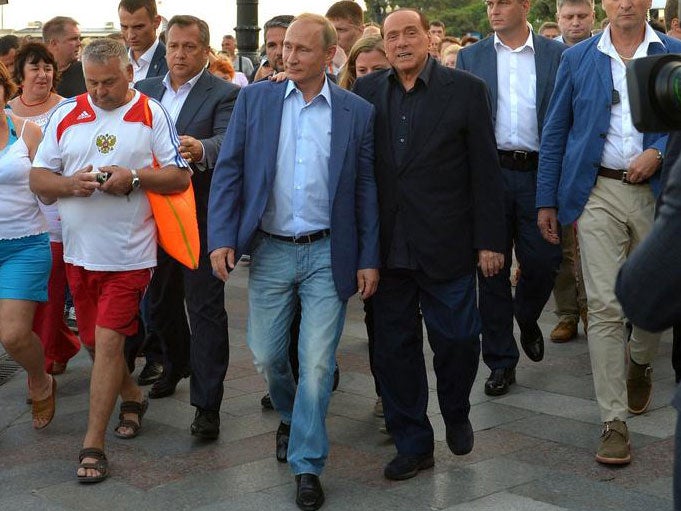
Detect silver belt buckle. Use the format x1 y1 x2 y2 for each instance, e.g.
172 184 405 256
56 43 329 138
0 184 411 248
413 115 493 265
513 150 528 160
621 170 630 184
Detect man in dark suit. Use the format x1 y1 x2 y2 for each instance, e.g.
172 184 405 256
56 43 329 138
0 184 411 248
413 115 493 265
208 14 378 510
119 0 168 85
457 0 565 396
135 15 239 439
353 8 505 481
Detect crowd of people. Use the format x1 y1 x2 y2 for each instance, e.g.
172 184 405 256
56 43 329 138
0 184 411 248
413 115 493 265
1 0 681 509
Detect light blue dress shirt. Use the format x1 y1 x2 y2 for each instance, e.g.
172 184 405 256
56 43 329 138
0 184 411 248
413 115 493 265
260 78 333 237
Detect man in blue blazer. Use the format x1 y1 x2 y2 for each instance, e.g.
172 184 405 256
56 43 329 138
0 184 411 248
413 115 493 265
457 0 565 396
135 15 239 438
208 14 378 511
537 0 681 465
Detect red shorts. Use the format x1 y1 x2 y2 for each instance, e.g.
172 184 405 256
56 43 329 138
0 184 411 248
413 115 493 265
65 265 153 348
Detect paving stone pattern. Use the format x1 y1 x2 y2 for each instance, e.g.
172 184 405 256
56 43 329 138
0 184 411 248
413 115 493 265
0 265 675 510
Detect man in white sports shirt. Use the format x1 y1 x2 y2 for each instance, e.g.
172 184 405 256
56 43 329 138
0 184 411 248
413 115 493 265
29 38 190 484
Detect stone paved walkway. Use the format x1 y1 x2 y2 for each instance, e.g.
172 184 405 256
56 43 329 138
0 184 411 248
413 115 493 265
0 264 676 510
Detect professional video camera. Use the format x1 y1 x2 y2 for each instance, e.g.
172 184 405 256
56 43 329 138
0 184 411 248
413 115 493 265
628 54 681 132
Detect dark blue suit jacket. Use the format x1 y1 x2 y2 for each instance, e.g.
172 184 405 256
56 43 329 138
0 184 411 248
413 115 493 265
537 32 681 224
135 69 239 228
145 42 168 79
456 32 566 140
207 79 380 300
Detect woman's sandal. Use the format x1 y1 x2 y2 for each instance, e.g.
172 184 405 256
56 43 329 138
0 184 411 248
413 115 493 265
114 397 149 439
77 447 108 484
31 376 56 430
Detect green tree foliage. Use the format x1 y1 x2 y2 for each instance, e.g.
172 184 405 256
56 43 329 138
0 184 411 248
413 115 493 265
364 0 604 37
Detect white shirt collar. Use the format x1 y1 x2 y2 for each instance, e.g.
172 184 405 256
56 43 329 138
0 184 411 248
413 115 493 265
284 75 332 106
597 23 663 56
130 37 160 66
162 68 205 93
494 27 535 53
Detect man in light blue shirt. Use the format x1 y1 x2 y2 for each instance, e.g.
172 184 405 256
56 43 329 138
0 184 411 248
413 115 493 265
208 13 379 511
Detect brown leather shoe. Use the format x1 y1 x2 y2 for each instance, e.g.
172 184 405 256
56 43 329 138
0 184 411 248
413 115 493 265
595 419 631 465
550 320 578 343
627 358 653 414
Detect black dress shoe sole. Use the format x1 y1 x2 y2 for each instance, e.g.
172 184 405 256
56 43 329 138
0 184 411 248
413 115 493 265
190 426 219 440
148 383 177 399
296 494 325 511
484 382 510 396
384 456 434 481
137 365 164 386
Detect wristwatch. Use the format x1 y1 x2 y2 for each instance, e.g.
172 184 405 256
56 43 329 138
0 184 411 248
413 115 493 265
655 149 664 164
130 168 141 191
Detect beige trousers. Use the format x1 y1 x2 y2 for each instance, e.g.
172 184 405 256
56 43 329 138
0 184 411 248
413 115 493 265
577 177 661 422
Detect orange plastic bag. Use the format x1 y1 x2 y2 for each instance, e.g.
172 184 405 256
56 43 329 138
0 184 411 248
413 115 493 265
146 184 200 270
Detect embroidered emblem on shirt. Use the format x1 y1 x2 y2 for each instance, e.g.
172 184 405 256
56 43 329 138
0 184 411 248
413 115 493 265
96 133 116 154
77 111 91 120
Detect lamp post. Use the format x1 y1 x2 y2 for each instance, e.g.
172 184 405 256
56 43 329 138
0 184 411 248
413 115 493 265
235 0 259 65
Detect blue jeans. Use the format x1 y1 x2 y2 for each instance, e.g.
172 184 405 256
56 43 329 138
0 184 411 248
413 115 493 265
247 233 346 475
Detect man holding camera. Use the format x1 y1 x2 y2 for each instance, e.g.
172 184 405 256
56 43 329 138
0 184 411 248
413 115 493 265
537 0 681 465
29 38 189 482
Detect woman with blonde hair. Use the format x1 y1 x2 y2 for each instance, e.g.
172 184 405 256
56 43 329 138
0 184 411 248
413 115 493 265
338 34 389 90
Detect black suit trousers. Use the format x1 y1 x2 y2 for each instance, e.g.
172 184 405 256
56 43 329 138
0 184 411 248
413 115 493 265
148 238 230 411
373 269 480 456
479 167 562 370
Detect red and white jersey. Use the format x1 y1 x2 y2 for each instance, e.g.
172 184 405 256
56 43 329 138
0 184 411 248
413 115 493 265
34 90 188 271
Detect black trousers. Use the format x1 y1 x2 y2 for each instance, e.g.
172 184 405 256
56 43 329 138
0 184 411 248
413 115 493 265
147 242 229 412
479 167 562 370
373 269 480 456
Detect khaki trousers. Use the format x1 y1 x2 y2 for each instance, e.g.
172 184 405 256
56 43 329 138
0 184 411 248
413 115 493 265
553 224 587 322
577 177 661 422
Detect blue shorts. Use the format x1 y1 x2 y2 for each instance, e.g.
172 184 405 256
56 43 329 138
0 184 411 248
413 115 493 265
0 233 52 302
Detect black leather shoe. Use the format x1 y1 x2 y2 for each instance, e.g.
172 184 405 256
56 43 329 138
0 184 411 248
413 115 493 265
295 473 324 511
148 370 189 399
276 421 290 462
446 419 474 455
190 408 220 440
137 361 163 386
519 321 544 362
261 393 273 410
332 364 340 391
384 453 434 481
484 368 516 396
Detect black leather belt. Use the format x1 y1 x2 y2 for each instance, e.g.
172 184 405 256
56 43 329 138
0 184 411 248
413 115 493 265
261 229 330 244
597 166 649 185
498 150 539 171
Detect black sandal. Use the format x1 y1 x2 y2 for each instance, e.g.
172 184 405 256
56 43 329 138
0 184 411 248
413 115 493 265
114 397 149 439
77 447 109 484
